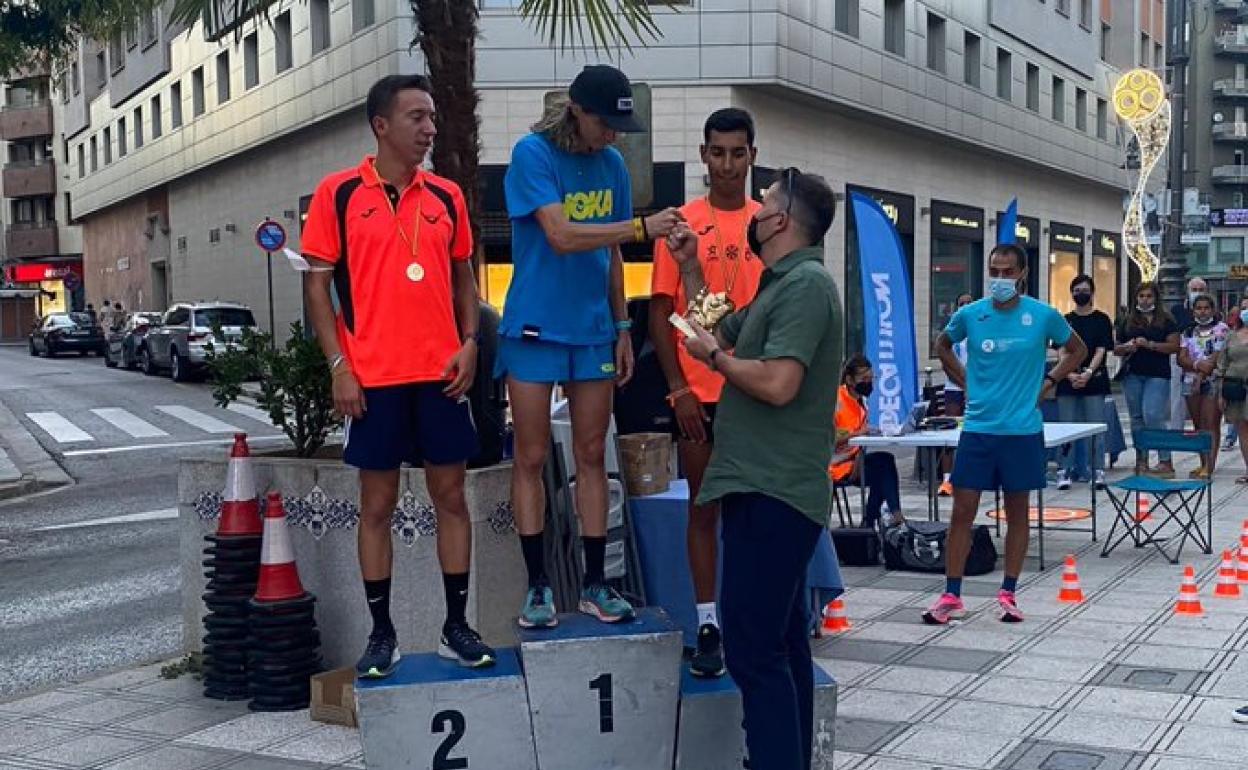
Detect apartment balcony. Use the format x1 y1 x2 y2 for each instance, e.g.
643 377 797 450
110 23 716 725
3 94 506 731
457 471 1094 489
1216 0 1246 11
1214 122 1248 142
1216 29 1248 57
2 159 56 198
1213 79 1248 100
6 221 58 259
1212 165 1248 184
0 101 51 141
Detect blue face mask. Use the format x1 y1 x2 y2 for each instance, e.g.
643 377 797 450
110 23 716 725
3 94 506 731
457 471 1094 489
989 277 1019 303
1240 310 1248 326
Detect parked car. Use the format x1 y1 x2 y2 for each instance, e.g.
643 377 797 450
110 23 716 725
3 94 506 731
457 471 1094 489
104 312 163 370
28 313 106 357
140 302 258 382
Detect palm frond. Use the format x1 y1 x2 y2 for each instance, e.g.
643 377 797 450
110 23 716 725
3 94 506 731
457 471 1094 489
516 0 674 54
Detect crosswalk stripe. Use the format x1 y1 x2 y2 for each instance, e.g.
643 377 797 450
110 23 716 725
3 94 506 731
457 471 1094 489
226 403 275 426
155 405 241 434
90 408 169 439
27 412 93 443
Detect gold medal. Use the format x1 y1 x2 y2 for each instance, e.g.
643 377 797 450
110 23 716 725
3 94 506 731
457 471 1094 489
406 262 425 282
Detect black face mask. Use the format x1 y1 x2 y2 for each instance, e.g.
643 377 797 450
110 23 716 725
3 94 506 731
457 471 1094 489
853 381 873 397
1073 292 1092 307
747 212 783 256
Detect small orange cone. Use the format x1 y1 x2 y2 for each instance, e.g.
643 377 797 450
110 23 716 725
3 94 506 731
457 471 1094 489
254 492 307 603
1214 550 1242 599
216 433 262 537
1057 555 1085 603
1175 565 1205 616
1237 542 1248 584
820 598 851 635
1134 496 1153 523
1240 519 1248 548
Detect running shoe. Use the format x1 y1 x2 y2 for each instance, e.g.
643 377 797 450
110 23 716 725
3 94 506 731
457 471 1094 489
997 590 1025 623
1150 462 1176 479
921 593 966 625
579 582 635 623
356 628 400 679
1224 431 1238 450
517 579 558 629
1233 705 1248 724
938 480 953 497
1056 471 1071 490
439 622 496 668
1094 470 1107 490
690 623 726 678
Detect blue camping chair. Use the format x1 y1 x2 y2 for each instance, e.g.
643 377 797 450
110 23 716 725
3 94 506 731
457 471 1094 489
1101 429 1214 564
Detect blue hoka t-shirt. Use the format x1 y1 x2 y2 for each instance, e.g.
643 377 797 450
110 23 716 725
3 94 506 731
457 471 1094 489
945 296 1072 435
501 133 633 345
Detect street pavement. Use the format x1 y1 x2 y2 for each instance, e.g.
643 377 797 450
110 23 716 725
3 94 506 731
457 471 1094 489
0 345 287 700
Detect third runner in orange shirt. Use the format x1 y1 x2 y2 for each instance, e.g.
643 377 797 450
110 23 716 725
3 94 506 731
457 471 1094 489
650 108 764 677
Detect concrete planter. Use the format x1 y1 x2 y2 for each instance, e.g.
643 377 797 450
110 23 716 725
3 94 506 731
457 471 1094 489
179 457 522 670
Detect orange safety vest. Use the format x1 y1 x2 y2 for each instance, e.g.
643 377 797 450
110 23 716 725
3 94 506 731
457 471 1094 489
830 384 867 482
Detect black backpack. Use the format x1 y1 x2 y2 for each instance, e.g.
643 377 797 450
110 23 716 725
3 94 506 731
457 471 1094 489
881 520 998 576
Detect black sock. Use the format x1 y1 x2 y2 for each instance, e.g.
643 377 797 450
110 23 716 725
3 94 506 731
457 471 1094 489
520 533 546 588
363 577 394 636
443 572 470 628
583 535 607 586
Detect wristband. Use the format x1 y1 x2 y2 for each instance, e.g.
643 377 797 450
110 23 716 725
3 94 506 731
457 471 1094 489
615 319 633 332
329 353 346 371
666 387 692 407
632 217 646 243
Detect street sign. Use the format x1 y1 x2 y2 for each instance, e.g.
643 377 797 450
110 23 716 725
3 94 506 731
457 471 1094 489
255 220 287 253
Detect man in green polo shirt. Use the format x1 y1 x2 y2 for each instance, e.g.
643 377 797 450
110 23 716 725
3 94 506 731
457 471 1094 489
667 167 841 770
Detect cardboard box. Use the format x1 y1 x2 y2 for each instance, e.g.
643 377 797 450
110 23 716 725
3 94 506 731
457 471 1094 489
310 667 358 728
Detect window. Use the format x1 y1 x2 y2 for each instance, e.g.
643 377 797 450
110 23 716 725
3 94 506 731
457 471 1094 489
275 12 293 72
134 107 143 148
216 52 230 104
1101 23 1110 61
1096 97 1108 139
1235 192 1245 209
1026 63 1039 112
109 36 124 74
172 82 183 127
118 117 127 156
77 144 84 178
1056 0 1070 15
95 51 106 87
1075 87 1087 131
353 0 375 32
1079 0 1092 29
192 67 205 117
57 73 68 104
151 94 162 138
834 0 859 38
1154 42 1163 70
883 0 905 56
141 8 158 47
996 48 1012 100
90 136 98 171
125 24 137 50
103 127 112 164
71 62 80 95
311 0 331 54
964 32 981 88
926 13 945 73
1140 33 1149 67
1052 76 1065 123
244 33 259 89
1215 237 1244 266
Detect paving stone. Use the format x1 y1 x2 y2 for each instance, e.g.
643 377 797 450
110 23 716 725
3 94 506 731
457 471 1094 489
996 739 1145 770
837 689 939 722
868 666 976 696
0 720 85 753
883 724 1017 768
1144 758 1242 770
1026 636 1124 661
846 621 947 645
119 705 245 737
1041 712 1169 752
177 711 319 752
899 646 1005 673
831 750 869 769
0 689 96 716
1181 695 1248 726
1050 618 1144 642
868 576 943 593
832 717 909 754
100 744 240 770
922 699 1049 737
1197 670 1248 698
811 637 915 664
860 759 980 770
815 659 884 687
845 588 931 605
1116 644 1222 670
1068 687 1188 720
1157 611 1248 631
260 725 361 765
74 663 171 693
1092 663 1209 694
25 733 155 766
1142 626 1237 650
994 655 1103 683
1075 604 1164 624
1161 724 1248 762
873 607 935 624
219 757 338 770
56 696 164 726
965 676 1076 709
129 676 208 702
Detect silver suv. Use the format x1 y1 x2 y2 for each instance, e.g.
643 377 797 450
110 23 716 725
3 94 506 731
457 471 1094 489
140 301 257 381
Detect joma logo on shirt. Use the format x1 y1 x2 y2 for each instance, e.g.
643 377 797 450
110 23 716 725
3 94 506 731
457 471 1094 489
564 189 613 221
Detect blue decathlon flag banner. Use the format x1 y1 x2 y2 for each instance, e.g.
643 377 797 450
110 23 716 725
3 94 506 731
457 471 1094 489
998 198 1018 245
850 191 918 434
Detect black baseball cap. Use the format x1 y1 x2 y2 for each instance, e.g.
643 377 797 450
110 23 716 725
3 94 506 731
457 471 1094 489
568 65 645 133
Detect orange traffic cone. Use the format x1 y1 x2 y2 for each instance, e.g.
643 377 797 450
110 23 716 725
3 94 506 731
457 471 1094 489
1237 542 1248 584
216 433 262 537
1175 565 1205 616
1134 496 1153 523
1214 550 1242 599
254 492 307 603
1057 555 1085 603
1240 519 1248 548
820 598 851 634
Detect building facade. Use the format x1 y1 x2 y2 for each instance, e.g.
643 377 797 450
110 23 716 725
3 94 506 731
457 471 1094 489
57 0 1159 357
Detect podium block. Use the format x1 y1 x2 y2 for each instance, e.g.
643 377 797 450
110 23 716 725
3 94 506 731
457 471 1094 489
519 607 682 770
355 648 537 770
674 663 838 770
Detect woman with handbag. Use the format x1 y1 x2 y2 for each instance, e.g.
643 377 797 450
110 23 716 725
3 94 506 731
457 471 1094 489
1114 282 1181 477
1178 294 1229 479
1217 297 1248 484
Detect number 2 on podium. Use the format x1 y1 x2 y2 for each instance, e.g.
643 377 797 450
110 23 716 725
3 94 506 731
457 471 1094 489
431 709 468 769
589 673 614 733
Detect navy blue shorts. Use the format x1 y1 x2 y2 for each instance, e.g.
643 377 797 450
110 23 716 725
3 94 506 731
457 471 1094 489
343 383 479 470
950 431 1046 493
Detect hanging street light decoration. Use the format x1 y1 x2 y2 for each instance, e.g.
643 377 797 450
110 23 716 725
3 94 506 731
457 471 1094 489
1113 68 1169 283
